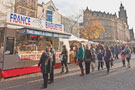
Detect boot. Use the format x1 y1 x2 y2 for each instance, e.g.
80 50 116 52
80 68 84 76
60 66 64 73
128 62 131 68
65 67 69 73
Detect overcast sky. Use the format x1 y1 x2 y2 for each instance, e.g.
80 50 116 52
38 0 135 29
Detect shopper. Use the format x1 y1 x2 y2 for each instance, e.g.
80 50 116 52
84 45 92 75
74 45 78 64
77 43 85 76
114 45 120 60
124 46 131 68
48 44 56 84
97 49 103 70
103 46 112 74
121 50 126 67
90 44 96 72
60 45 69 73
38 46 53 89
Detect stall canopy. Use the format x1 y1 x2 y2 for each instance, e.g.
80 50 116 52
127 41 135 44
6 13 71 39
69 35 88 42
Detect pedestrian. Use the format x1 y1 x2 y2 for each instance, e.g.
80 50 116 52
77 43 85 76
84 45 92 75
96 42 104 53
121 50 126 67
97 49 103 70
103 46 112 74
90 44 96 72
110 45 114 58
38 46 53 89
124 46 131 68
114 45 120 60
74 45 78 64
48 44 56 84
60 45 69 73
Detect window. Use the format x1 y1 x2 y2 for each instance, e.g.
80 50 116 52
21 0 26 3
47 6 55 11
19 8 26 15
30 0 34 7
29 11 35 17
46 10 53 22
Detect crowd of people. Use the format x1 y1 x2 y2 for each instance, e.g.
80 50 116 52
38 43 133 89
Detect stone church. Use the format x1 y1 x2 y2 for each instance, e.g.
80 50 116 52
83 3 130 44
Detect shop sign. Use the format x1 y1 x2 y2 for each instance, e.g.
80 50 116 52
7 13 64 32
25 29 70 38
19 52 61 60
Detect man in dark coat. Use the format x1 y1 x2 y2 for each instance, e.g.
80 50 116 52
48 44 56 84
38 46 52 89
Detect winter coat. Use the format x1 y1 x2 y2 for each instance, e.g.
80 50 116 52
61 49 68 62
77 46 84 61
50 48 56 65
124 48 131 58
84 49 92 62
114 46 120 54
38 52 52 74
103 50 111 61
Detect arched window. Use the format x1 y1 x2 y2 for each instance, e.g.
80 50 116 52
46 6 54 22
47 6 55 11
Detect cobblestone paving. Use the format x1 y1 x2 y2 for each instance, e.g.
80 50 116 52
1 55 135 90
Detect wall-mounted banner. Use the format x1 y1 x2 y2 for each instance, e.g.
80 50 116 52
7 13 64 32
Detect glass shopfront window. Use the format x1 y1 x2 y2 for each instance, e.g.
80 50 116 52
16 31 59 60
0 29 4 64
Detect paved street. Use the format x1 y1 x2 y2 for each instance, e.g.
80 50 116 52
1 55 135 90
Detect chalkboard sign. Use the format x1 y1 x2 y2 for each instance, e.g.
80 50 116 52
6 37 14 54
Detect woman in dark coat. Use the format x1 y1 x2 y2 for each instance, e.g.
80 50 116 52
84 45 92 75
60 45 69 73
38 47 52 89
103 46 112 74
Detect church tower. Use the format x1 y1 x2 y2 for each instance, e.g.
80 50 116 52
119 3 128 24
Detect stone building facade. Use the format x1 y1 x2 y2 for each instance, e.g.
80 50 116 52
15 0 38 18
37 0 61 24
129 28 134 41
83 3 130 44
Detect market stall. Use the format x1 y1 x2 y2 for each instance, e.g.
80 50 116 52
0 13 70 78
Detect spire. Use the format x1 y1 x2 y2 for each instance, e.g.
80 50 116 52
120 2 124 9
86 6 89 10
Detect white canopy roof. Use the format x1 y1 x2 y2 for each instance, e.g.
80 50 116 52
127 41 135 44
69 35 88 42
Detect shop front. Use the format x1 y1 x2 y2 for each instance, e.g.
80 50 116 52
0 13 70 78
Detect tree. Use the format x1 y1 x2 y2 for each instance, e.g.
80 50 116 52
62 9 83 37
79 20 105 40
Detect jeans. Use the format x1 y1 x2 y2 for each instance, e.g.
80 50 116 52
98 60 103 70
105 60 110 73
85 61 90 74
42 73 48 88
61 60 67 67
49 66 54 82
79 60 83 69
